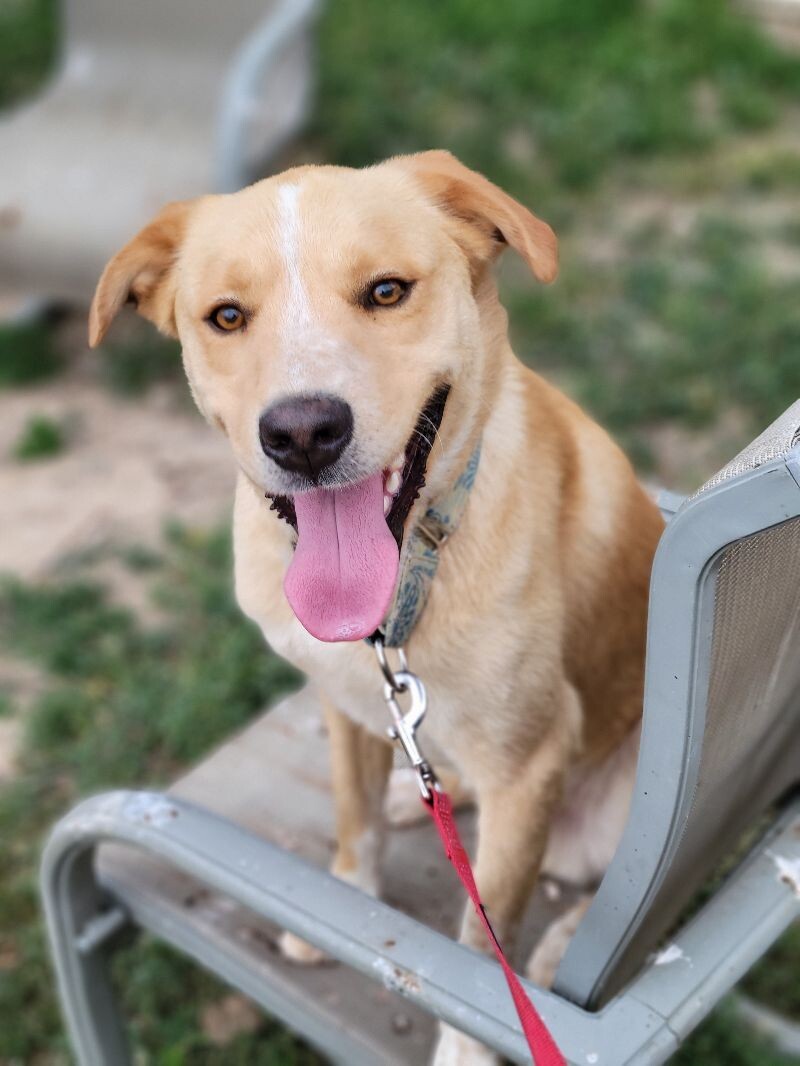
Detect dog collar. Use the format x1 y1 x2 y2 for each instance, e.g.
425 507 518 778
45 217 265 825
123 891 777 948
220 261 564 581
378 441 482 647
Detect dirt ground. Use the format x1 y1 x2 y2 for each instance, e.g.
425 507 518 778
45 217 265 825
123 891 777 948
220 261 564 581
0 321 237 779
1 375 234 581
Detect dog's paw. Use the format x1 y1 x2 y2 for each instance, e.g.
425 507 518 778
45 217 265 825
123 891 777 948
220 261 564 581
278 930 327 965
431 1024 499 1066
526 895 592 989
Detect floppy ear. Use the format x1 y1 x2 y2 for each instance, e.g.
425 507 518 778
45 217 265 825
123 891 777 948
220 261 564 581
88 200 196 347
399 150 558 283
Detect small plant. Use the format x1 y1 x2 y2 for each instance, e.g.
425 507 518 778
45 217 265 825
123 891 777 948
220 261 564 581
0 0 58 108
0 322 61 388
12 414 66 461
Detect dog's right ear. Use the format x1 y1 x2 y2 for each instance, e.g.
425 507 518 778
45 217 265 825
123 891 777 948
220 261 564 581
89 200 196 347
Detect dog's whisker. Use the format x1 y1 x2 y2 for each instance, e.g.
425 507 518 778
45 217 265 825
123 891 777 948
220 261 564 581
410 429 436 451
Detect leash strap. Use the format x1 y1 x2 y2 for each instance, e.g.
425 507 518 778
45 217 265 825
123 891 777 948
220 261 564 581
423 787 566 1066
374 637 565 1065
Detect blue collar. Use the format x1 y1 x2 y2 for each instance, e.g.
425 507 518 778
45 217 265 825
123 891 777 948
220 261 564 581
378 442 482 647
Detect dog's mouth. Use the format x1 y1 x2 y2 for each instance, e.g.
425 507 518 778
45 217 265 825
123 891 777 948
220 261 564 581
266 384 450 643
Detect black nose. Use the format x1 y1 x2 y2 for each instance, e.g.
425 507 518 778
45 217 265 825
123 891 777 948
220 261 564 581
259 395 354 479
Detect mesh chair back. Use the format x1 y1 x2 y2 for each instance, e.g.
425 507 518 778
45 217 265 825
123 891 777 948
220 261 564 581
555 401 800 1008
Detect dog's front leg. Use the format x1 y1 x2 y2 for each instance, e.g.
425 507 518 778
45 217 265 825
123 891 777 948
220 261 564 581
323 694 393 894
280 692 393 963
432 684 578 1066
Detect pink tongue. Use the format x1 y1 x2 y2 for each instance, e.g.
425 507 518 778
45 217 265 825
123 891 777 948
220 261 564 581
284 471 399 642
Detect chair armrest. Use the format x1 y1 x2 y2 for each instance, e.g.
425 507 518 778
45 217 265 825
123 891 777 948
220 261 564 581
41 790 669 1065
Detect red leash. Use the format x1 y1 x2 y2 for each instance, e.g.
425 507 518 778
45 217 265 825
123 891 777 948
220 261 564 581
424 787 566 1066
373 636 565 1066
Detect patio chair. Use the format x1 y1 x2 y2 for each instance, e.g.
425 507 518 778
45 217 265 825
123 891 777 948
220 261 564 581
0 0 319 307
41 401 800 1065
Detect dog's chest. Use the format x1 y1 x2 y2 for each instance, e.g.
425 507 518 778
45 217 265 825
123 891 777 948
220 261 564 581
262 613 482 765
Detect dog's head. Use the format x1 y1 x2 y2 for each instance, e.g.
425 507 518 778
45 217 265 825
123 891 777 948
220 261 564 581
90 151 557 642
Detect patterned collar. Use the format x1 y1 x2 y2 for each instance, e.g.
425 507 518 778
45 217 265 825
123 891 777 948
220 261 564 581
377 442 482 648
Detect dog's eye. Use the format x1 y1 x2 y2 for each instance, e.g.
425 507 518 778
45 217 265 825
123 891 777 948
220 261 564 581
368 279 408 307
209 305 246 332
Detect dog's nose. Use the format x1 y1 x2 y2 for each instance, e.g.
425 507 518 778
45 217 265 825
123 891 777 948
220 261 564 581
259 395 354 479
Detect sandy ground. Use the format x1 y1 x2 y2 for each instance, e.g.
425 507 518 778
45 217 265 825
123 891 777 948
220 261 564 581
1 377 235 580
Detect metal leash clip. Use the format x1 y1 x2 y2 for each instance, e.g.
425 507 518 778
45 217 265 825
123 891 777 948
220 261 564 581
373 634 439 800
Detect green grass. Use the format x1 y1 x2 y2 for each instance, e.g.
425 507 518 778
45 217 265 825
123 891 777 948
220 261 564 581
311 0 800 200
673 1002 800 1066
0 526 304 1061
506 213 800 466
0 320 62 387
0 0 58 109
743 922 800 1020
13 413 66 460
743 148 800 192
112 938 320 1066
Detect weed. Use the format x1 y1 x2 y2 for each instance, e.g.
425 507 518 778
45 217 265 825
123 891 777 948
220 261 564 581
13 414 66 460
0 0 58 109
0 321 61 388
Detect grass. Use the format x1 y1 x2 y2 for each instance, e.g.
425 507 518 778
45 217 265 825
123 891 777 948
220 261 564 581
0 0 58 109
672 1002 800 1066
506 213 800 467
743 922 800 1020
0 320 62 387
13 413 67 460
112 937 321 1066
311 0 800 200
0 526 304 1062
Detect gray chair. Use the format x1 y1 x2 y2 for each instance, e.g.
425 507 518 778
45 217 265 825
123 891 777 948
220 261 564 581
41 402 800 1065
0 0 319 307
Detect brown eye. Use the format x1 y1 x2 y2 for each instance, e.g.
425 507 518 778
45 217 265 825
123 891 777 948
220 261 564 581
210 305 245 332
368 279 408 307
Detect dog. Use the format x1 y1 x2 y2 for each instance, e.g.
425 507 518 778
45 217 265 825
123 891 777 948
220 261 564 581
90 151 664 1064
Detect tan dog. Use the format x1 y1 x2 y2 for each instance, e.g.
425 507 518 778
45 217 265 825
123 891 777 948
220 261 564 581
90 151 663 1065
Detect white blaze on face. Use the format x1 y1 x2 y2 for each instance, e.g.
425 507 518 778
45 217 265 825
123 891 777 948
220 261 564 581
277 184 310 326
275 181 358 399
277 183 315 389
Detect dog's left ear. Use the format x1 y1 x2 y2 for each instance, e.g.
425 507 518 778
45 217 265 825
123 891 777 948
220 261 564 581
400 150 558 283
89 199 196 347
